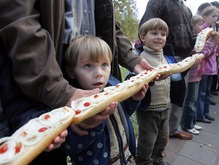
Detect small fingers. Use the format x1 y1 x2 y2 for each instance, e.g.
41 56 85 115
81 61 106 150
45 144 54 152
70 124 89 136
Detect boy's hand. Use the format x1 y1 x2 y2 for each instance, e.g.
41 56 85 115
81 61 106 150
70 102 118 136
154 73 171 81
45 130 68 152
131 84 148 101
193 57 202 66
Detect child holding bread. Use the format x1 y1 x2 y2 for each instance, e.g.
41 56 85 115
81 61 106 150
181 7 219 135
181 15 205 135
62 35 148 165
128 18 171 165
196 6 219 124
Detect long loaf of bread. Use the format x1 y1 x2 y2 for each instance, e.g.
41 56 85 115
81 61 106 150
0 51 206 165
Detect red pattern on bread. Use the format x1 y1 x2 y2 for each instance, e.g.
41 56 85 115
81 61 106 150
170 53 204 74
194 27 214 52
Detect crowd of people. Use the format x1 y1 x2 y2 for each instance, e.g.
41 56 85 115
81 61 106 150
0 0 219 165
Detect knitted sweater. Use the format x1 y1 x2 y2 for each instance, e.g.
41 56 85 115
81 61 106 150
140 47 170 111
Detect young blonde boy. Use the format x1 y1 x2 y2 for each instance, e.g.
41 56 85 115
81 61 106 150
134 18 170 165
62 36 148 165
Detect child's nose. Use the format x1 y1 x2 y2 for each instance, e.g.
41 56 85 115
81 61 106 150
95 68 103 77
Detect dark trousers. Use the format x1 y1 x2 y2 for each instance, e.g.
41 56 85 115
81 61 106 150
136 109 169 165
211 74 218 92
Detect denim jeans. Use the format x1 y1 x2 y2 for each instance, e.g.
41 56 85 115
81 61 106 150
181 81 199 129
196 75 212 120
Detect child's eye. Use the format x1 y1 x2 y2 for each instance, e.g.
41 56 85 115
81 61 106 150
152 32 157 35
84 64 92 69
102 63 109 68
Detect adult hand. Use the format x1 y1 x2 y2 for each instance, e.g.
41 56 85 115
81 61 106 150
154 73 171 81
66 88 100 107
70 102 118 136
45 130 68 152
133 59 154 74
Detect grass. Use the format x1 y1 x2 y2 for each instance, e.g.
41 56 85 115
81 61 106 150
120 66 139 138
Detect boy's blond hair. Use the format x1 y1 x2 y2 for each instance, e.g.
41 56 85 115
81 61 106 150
191 15 204 26
139 18 169 36
65 36 112 77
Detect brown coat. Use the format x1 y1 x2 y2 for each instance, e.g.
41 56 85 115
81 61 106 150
0 0 142 109
0 0 74 109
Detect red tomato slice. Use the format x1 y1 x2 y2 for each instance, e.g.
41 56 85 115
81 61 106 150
15 142 22 153
38 127 48 132
75 110 81 114
44 114 51 120
94 95 99 98
84 102 91 107
0 143 8 154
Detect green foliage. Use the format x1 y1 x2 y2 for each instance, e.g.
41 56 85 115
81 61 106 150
131 112 139 138
113 0 139 42
120 66 127 81
114 0 140 138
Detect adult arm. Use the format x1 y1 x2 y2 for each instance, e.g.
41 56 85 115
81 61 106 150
0 0 75 109
115 21 143 71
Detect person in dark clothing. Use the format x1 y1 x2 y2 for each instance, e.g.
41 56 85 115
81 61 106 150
196 2 211 16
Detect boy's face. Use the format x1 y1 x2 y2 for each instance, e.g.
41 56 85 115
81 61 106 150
141 29 167 51
194 21 203 35
73 56 111 91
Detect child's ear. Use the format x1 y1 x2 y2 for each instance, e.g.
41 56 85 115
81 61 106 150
202 15 207 21
140 34 145 42
65 66 75 79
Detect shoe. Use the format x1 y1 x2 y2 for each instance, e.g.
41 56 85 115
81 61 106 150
156 161 170 165
170 131 193 140
211 91 218 96
210 100 216 105
205 115 215 121
197 118 212 123
185 128 199 135
164 163 170 165
194 125 202 130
